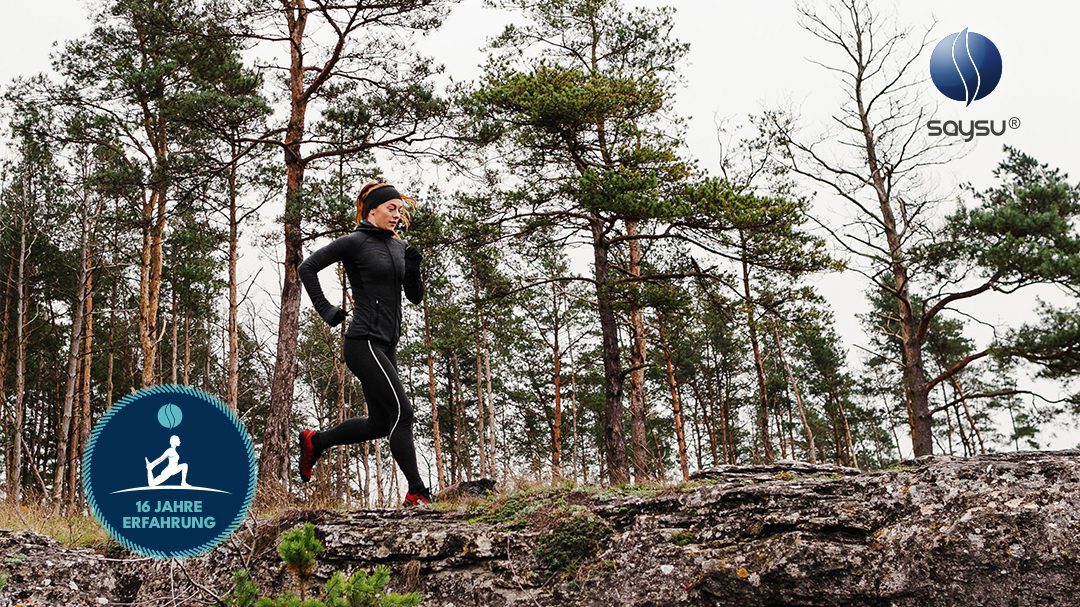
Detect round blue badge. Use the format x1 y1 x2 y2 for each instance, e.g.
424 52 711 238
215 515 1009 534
929 28 1002 106
82 384 257 559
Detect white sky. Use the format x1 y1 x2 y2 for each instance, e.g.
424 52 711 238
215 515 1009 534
3 0 1078 451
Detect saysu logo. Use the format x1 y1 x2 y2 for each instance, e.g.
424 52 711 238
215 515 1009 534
926 28 1018 141
929 28 1003 106
82 384 257 559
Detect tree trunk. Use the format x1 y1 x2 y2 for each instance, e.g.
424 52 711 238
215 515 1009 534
841 407 856 467
700 341 720 466
204 318 212 390
952 397 970 456
624 219 651 483
106 283 116 410
66 375 82 510
658 317 689 481
551 281 562 482
688 381 704 471
852 68 934 456
721 371 736 464
360 385 371 508
648 419 667 481
335 270 348 501
786 393 798 458
53 198 92 503
170 290 178 383
774 391 787 460
484 320 496 480
829 384 857 467
948 375 986 455
138 180 168 388
445 352 458 486
183 311 191 384
137 196 154 387
831 408 844 465
374 440 385 508
472 267 487 477
690 379 716 467
227 144 240 409
825 388 845 466
568 326 582 484
712 348 736 464
422 297 446 490
773 325 817 463
898 295 931 456
589 213 629 484
9 220 30 504
450 349 472 481
740 232 773 462
388 457 398 505
260 0 313 495
69 261 95 512
0 256 15 493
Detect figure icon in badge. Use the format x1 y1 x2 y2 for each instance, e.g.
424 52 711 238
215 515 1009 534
145 435 191 487
111 433 228 494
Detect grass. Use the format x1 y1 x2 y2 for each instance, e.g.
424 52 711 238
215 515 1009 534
433 476 724 527
882 463 916 471
0 502 111 550
249 481 344 521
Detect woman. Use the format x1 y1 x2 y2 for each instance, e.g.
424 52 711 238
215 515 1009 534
296 181 432 507
145 435 189 487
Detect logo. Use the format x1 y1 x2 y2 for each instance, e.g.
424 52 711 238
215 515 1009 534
926 117 1020 141
929 28 1002 106
82 385 257 559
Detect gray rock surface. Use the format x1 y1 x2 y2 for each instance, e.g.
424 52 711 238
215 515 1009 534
0 529 122 607
1 449 1077 606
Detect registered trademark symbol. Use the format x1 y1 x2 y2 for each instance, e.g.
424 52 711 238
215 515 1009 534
1009 117 1021 129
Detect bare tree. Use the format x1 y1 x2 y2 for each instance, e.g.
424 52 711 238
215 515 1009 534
767 0 962 456
7 162 42 504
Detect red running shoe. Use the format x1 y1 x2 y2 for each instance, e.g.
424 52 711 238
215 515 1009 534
403 487 433 507
299 430 318 483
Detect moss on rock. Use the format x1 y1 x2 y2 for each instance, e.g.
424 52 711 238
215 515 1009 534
534 507 611 575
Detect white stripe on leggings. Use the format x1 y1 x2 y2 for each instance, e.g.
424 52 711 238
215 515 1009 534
368 339 402 440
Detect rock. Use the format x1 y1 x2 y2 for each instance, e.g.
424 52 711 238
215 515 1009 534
435 478 498 501
1 450 1078 606
0 530 119 607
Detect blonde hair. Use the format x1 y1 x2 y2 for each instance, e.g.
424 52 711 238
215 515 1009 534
356 180 417 237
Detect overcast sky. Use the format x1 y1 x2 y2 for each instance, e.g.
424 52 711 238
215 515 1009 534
4 0 1078 451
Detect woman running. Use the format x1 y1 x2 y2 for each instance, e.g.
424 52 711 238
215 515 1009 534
296 181 432 507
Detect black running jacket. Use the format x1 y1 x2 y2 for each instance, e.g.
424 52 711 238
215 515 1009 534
298 220 424 348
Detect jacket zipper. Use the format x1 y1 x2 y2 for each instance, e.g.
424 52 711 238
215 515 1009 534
383 239 399 280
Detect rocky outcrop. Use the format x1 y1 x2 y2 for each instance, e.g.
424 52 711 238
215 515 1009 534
0 530 120 607
2 449 1078 606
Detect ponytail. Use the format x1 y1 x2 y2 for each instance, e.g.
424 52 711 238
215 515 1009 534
355 180 418 238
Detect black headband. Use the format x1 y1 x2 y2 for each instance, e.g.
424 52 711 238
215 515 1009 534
363 185 402 214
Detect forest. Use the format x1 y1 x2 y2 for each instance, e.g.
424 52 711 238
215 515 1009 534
1 0 1079 516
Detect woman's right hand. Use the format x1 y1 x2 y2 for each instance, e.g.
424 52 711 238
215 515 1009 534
322 305 348 327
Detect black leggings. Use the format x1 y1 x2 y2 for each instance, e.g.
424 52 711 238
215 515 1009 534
311 338 425 492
